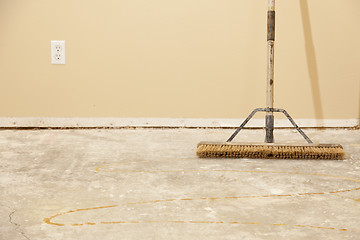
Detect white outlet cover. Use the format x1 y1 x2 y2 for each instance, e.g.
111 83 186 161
51 40 65 64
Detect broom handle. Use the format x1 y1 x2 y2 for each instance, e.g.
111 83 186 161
265 0 275 143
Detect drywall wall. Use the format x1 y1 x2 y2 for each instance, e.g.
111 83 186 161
0 0 359 119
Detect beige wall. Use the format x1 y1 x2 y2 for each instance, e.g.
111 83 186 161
0 0 359 119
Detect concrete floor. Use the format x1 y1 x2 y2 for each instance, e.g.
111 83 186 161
0 128 360 240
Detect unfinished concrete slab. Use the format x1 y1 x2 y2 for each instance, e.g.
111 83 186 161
0 128 360 239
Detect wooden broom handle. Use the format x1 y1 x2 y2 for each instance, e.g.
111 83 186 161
267 0 275 110
265 0 275 143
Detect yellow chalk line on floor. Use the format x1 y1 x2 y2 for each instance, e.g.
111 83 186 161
43 209 350 232
43 169 360 232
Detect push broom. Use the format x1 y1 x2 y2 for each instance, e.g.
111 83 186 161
196 0 345 160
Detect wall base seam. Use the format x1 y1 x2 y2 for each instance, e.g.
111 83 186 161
0 118 358 129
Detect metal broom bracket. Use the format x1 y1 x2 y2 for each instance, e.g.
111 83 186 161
226 108 313 144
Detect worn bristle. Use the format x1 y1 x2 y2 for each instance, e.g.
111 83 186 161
196 142 345 160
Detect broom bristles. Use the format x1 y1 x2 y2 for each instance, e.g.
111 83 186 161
196 142 345 160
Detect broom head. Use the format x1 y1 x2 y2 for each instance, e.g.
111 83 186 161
197 142 345 160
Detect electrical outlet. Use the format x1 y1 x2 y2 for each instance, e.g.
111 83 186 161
51 40 65 64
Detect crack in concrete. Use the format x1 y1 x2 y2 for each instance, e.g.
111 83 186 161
2 204 31 240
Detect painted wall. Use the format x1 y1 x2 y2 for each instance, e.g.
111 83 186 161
0 0 359 119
